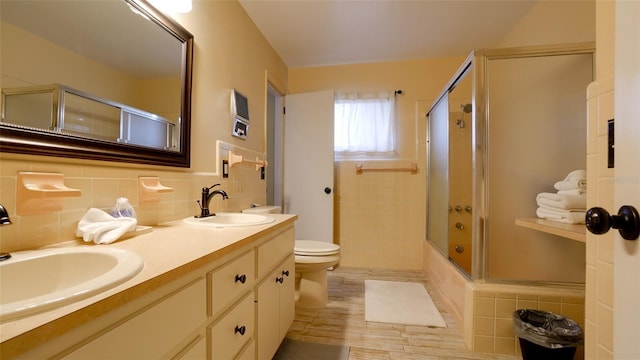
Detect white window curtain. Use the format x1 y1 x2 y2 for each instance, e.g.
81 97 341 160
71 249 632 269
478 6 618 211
334 91 396 155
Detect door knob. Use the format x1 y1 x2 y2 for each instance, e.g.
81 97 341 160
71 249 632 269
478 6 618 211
324 187 332 194
585 205 640 240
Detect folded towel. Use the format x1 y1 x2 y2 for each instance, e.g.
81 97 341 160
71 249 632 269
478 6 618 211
565 169 586 181
554 179 587 191
536 192 586 210
76 208 137 245
536 206 586 224
557 189 586 195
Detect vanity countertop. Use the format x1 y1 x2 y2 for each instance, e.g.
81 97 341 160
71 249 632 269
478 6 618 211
0 214 297 354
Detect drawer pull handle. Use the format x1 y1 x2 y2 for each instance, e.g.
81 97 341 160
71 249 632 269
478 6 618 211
235 274 247 284
275 277 284 284
282 270 290 277
234 325 246 336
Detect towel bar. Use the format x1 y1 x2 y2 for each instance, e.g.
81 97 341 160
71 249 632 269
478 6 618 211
355 163 418 174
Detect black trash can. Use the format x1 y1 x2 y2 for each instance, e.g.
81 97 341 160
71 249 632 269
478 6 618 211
513 309 583 360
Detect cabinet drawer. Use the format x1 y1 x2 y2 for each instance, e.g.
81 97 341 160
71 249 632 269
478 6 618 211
178 336 206 360
63 278 206 360
209 250 255 317
257 228 294 278
210 293 254 360
235 339 255 360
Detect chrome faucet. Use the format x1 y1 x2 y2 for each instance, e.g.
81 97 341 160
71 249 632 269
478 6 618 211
0 203 12 261
196 184 228 218
0 203 11 225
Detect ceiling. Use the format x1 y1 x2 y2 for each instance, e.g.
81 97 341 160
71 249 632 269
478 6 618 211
239 0 539 68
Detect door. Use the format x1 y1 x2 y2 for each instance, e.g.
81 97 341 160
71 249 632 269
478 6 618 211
284 90 334 242
613 1 640 356
267 84 284 207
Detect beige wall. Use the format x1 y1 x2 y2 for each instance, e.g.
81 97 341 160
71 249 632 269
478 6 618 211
1 21 155 116
496 0 595 49
0 0 287 253
1 20 183 126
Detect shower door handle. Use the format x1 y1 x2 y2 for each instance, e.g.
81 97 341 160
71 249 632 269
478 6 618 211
585 205 640 240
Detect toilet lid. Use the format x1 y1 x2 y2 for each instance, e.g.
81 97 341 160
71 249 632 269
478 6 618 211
294 240 340 256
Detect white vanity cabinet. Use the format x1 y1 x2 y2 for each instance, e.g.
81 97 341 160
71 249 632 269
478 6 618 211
208 249 255 359
255 229 295 360
209 293 255 359
256 254 295 360
4 218 297 360
61 277 207 360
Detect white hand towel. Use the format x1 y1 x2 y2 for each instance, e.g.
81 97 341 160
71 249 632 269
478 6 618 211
557 189 586 195
565 169 586 181
554 179 587 191
536 192 586 210
76 208 137 245
536 206 586 224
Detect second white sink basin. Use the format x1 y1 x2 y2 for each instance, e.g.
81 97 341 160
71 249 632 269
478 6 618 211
0 247 143 322
183 213 275 228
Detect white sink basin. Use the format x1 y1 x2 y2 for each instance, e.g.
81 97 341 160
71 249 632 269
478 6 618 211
183 213 275 228
0 247 143 321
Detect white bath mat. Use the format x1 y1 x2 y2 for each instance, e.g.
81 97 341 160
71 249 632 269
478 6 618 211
364 280 447 327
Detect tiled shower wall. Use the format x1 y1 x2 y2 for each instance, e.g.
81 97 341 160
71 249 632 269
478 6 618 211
334 160 425 270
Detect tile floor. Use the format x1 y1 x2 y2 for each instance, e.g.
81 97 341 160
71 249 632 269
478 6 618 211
285 267 520 360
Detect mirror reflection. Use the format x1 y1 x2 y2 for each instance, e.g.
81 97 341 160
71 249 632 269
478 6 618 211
0 0 193 167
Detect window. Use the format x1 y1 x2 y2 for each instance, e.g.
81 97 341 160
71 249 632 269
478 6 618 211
334 91 396 157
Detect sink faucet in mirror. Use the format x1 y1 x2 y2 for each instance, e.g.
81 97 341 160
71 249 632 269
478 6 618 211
0 203 12 261
196 184 228 218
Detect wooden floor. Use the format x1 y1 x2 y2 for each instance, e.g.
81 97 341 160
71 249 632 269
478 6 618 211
285 267 520 360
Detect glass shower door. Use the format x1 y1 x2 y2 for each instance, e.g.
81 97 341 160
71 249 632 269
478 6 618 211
427 94 449 256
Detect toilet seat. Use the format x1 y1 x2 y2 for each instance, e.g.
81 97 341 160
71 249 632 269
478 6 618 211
294 240 340 256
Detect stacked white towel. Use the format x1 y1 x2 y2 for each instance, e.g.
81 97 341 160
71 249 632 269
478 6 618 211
553 169 587 194
76 208 137 244
536 170 586 224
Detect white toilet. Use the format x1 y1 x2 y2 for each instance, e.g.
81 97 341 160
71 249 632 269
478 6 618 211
242 206 341 309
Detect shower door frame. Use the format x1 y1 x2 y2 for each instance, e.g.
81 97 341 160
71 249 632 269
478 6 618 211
427 43 595 282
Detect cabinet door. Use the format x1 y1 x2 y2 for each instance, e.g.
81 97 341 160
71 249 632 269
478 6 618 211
256 267 281 360
63 278 206 360
279 255 295 337
256 254 295 360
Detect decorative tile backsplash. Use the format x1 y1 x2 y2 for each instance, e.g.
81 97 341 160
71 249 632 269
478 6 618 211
0 142 267 253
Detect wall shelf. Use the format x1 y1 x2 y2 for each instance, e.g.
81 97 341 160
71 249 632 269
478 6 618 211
515 218 586 242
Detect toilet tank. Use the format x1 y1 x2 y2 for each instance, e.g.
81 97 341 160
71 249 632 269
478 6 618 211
242 206 282 214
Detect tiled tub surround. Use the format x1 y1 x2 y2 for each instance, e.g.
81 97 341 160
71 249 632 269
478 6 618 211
466 282 585 357
0 214 297 358
423 241 585 357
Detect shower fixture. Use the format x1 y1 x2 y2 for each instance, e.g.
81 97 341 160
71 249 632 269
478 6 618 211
455 103 472 129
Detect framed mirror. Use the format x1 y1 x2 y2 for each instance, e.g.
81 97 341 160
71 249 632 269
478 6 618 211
0 0 193 167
